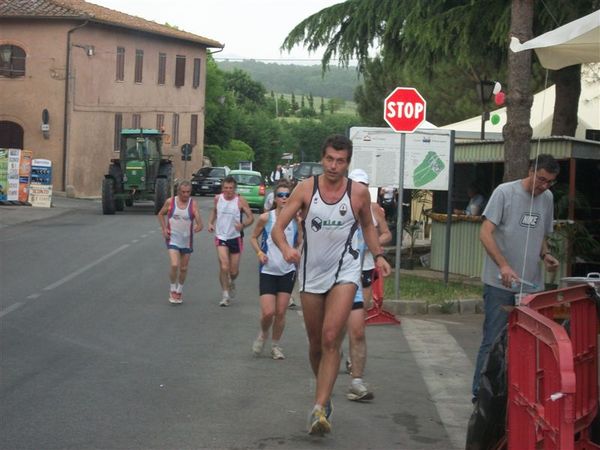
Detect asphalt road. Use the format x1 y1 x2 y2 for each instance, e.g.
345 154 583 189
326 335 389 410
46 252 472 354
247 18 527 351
0 196 484 450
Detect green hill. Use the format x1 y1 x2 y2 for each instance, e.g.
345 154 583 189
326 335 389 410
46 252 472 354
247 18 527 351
217 60 361 102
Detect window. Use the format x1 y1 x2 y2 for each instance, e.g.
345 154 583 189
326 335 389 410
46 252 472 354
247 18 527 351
0 45 26 78
171 114 179 146
192 58 201 88
175 55 186 87
156 114 164 131
190 114 198 146
158 52 166 85
116 47 124 81
114 113 122 151
134 49 143 83
132 114 141 129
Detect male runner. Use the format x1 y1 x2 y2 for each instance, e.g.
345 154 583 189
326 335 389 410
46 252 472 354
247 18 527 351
272 134 392 435
345 169 391 401
157 180 203 304
207 175 254 306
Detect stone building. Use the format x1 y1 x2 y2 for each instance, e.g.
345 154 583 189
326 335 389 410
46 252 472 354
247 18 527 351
0 0 222 196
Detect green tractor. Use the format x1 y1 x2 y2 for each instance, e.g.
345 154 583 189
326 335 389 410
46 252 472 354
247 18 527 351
102 128 173 215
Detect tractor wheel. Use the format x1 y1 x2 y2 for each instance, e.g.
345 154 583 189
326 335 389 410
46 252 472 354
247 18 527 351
102 178 116 215
154 178 169 214
125 198 134 207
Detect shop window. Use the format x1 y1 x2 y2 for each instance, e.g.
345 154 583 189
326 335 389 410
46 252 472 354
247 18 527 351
156 114 164 131
114 113 122 151
132 114 141 129
0 121 24 148
172 114 179 146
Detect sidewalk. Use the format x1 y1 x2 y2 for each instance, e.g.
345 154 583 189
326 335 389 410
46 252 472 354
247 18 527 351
0 193 99 228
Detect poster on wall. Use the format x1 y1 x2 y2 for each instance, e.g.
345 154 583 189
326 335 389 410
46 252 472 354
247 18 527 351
7 149 21 201
0 149 8 201
19 150 33 203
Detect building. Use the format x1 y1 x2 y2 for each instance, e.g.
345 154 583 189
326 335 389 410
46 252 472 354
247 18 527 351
0 0 223 197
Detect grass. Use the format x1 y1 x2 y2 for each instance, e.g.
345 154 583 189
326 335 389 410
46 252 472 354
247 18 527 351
273 92 357 116
383 274 482 304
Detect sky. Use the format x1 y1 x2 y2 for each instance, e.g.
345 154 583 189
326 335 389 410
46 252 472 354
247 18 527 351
91 0 346 64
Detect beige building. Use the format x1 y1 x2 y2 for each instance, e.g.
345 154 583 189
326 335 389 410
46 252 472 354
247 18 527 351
0 0 222 197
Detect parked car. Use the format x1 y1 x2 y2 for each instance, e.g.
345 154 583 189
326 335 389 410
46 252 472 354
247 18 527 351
292 162 323 184
230 169 265 211
191 166 230 195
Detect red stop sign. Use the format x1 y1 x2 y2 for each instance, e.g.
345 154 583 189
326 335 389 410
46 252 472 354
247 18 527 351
384 87 427 133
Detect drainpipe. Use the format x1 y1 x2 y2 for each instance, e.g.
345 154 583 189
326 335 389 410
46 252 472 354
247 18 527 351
62 20 89 193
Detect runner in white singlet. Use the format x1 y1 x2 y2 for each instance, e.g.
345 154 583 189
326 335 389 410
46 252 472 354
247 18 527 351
249 181 302 360
271 135 391 436
207 175 254 306
157 180 203 304
344 169 391 402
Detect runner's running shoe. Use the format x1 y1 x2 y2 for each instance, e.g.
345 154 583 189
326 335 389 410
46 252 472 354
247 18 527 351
271 345 285 360
308 406 331 435
347 380 374 401
219 294 230 307
252 337 265 356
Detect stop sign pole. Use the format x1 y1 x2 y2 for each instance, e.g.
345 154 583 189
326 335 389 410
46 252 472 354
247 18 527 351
383 87 427 299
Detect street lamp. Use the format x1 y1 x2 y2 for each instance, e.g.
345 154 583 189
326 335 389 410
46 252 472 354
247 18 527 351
476 80 496 140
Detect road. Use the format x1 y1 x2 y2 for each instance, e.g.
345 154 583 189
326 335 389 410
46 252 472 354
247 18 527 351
0 196 484 450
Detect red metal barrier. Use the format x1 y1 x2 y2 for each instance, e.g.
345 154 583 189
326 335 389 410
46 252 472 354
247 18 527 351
507 285 599 449
365 268 400 325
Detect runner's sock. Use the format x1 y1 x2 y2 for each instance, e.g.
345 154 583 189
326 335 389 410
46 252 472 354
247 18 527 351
352 378 364 386
176 283 183 294
170 283 177 292
272 340 279 348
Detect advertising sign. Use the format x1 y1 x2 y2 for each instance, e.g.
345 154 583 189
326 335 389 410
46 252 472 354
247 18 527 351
19 150 33 202
7 149 20 201
349 127 452 191
403 133 452 190
0 149 7 201
29 184 53 208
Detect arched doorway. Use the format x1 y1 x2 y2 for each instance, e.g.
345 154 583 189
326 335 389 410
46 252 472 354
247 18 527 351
0 121 24 149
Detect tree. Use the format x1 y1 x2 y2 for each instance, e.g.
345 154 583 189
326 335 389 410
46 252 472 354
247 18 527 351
504 0 534 182
223 69 266 111
282 0 599 177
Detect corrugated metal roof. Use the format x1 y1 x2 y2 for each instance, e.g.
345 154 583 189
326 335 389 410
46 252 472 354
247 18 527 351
0 0 224 48
455 137 600 163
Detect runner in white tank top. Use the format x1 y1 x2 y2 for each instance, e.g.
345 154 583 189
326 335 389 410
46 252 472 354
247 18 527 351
207 176 254 306
299 176 361 293
270 135 391 436
157 180 203 304
250 181 303 360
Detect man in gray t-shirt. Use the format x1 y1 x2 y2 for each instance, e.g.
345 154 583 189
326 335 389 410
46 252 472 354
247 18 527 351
472 154 560 401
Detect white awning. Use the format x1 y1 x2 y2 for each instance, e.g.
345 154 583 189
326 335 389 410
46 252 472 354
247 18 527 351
510 10 600 70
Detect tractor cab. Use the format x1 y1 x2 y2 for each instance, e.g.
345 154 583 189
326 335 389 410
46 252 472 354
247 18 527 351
120 129 163 191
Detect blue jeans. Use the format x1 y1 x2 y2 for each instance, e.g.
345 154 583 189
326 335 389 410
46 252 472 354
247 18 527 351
471 284 515 399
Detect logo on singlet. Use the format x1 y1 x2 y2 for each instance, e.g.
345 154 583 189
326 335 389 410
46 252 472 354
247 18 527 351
339 203 347 216
520 213 540 228
311 217 322 232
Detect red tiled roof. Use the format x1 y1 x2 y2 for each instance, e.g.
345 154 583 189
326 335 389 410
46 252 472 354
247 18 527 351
0 0 224 48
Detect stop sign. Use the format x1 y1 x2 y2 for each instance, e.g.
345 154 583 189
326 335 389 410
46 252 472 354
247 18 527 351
384 87 427 133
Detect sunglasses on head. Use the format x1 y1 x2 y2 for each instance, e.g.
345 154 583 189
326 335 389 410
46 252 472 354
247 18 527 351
276 192 290 198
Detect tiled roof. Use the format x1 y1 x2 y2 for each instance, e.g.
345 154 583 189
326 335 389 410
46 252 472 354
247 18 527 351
0 0 223 48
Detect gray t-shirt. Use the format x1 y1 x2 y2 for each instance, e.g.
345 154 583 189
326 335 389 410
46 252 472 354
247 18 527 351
481 180 554 292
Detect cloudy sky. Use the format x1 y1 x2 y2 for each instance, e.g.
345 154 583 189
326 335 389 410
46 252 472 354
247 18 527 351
91 0 346 64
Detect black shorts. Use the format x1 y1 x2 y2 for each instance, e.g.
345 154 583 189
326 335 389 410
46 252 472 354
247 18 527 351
361 269 374 288
215 237 243 254
259 271 296 296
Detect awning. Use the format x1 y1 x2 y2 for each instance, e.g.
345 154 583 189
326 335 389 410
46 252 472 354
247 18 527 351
510 10 600 70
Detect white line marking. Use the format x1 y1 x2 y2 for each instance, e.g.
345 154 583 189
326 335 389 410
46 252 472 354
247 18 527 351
0 302 24 318
401 318 474 450
26 293 41 299
131 239 139 244
43 244 130 291
141 234 148 238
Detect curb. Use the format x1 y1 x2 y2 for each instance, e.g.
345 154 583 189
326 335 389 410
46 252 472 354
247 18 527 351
383 298 483 316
